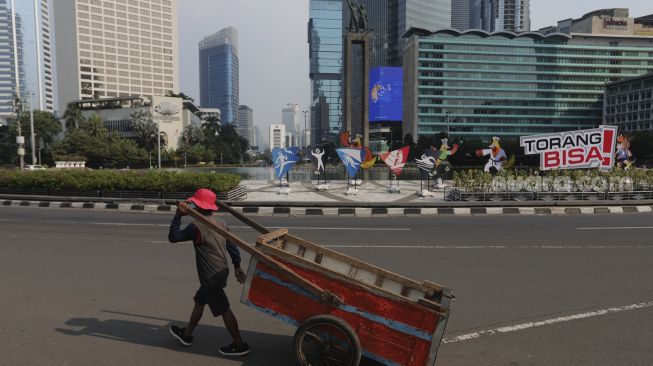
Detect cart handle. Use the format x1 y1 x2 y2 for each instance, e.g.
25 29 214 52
181 203 342 306
217 201 270 235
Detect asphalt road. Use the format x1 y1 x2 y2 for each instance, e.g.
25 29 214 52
1 206 652 366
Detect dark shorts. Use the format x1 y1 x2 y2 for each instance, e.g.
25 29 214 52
194 288 230 317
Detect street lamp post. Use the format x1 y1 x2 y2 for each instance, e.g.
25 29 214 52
29 93 37 165
13 97 25 169
302 109 308 149
157 116 161 169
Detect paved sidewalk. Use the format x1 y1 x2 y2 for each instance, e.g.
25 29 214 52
244 179 446 203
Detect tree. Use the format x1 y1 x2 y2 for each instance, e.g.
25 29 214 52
52 119 148 169
202 116 221 139
182 124 205 146
14 110 62 164
62 103 86 132
130 110 159 151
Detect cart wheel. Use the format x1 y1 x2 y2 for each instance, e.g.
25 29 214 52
294 315 361 366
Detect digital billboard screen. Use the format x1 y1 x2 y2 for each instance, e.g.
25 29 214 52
369 67 402 122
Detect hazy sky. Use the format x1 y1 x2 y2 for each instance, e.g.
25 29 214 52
178 0 651 142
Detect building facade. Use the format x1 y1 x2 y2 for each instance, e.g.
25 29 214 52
475 0 530 33
403 29 653 139
309 0 343 144
604 72 653 132
53 0 179 113
199 27 239 124
237 105 255 148
451 0 470 31
72 95 199 151
540 9 653 37
1 0 53 123
281 103 300 135
269 123 285 149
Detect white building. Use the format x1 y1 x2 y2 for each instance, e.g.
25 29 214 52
72 95 197 151
53 0 179 113
269 123 285 149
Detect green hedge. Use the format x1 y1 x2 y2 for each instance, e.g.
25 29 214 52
453 168 653 192
0 170 241 193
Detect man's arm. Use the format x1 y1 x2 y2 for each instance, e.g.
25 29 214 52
168 214 197 243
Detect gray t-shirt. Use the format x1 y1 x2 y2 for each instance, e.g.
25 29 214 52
193 218 230 289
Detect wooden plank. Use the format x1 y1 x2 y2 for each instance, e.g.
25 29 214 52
255 228 288 245
284 234 445 296
417 298 449 314
217 201 270 234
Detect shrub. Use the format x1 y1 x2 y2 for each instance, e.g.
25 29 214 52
0 169 241 193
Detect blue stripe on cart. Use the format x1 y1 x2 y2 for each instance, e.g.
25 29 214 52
253 269 434 342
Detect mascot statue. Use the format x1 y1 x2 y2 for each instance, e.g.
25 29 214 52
476 136 507 175
616 135 634 170
431 138 459 189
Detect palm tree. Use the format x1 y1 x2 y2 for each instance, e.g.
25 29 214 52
202 116 221 138
62 103 86 132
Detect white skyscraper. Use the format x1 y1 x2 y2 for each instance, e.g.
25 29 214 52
269 123 285 149
53 0 179 112
0 0 54 122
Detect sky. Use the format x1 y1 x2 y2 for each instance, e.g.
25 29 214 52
178 0 651 145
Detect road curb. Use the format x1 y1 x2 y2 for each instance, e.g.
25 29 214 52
2 199 653 217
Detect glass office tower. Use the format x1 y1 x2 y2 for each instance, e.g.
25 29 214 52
403 29 653 138
308 0 342 143
1 0 53 119
199 27 239 124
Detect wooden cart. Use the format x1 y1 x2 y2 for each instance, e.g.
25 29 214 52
185 203 452 366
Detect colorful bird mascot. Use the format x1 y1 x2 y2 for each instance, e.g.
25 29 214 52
431 138 459 189
615 135 634 170
476 136 507 175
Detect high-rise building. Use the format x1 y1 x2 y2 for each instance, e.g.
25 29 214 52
269 123 286 149
1 0 53 122
403 28 653 139
479 0 530 32
398 0 451 38
451 0 471 31
254 125 260 148
199 27 239 124
53 0 179 113
469 0 483 29
237 105 254 148
604 72 653 133
282 103 300 134
309 0 343 144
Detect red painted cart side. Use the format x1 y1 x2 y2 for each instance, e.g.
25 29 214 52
241 255 451 366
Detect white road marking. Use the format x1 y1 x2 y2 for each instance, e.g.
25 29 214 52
324 245 653 249
230 226 411 231
90 222 168 227
442 301 653 344
577 226 653 230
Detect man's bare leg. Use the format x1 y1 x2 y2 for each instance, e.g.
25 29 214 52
221 308 244 345
184 301 204 337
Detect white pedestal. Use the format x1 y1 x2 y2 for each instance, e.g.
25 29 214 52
278 187 292 195
388 186 401 193
418 189 434 197
349 179 362 186
345 188 359 196
317 184 329 191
